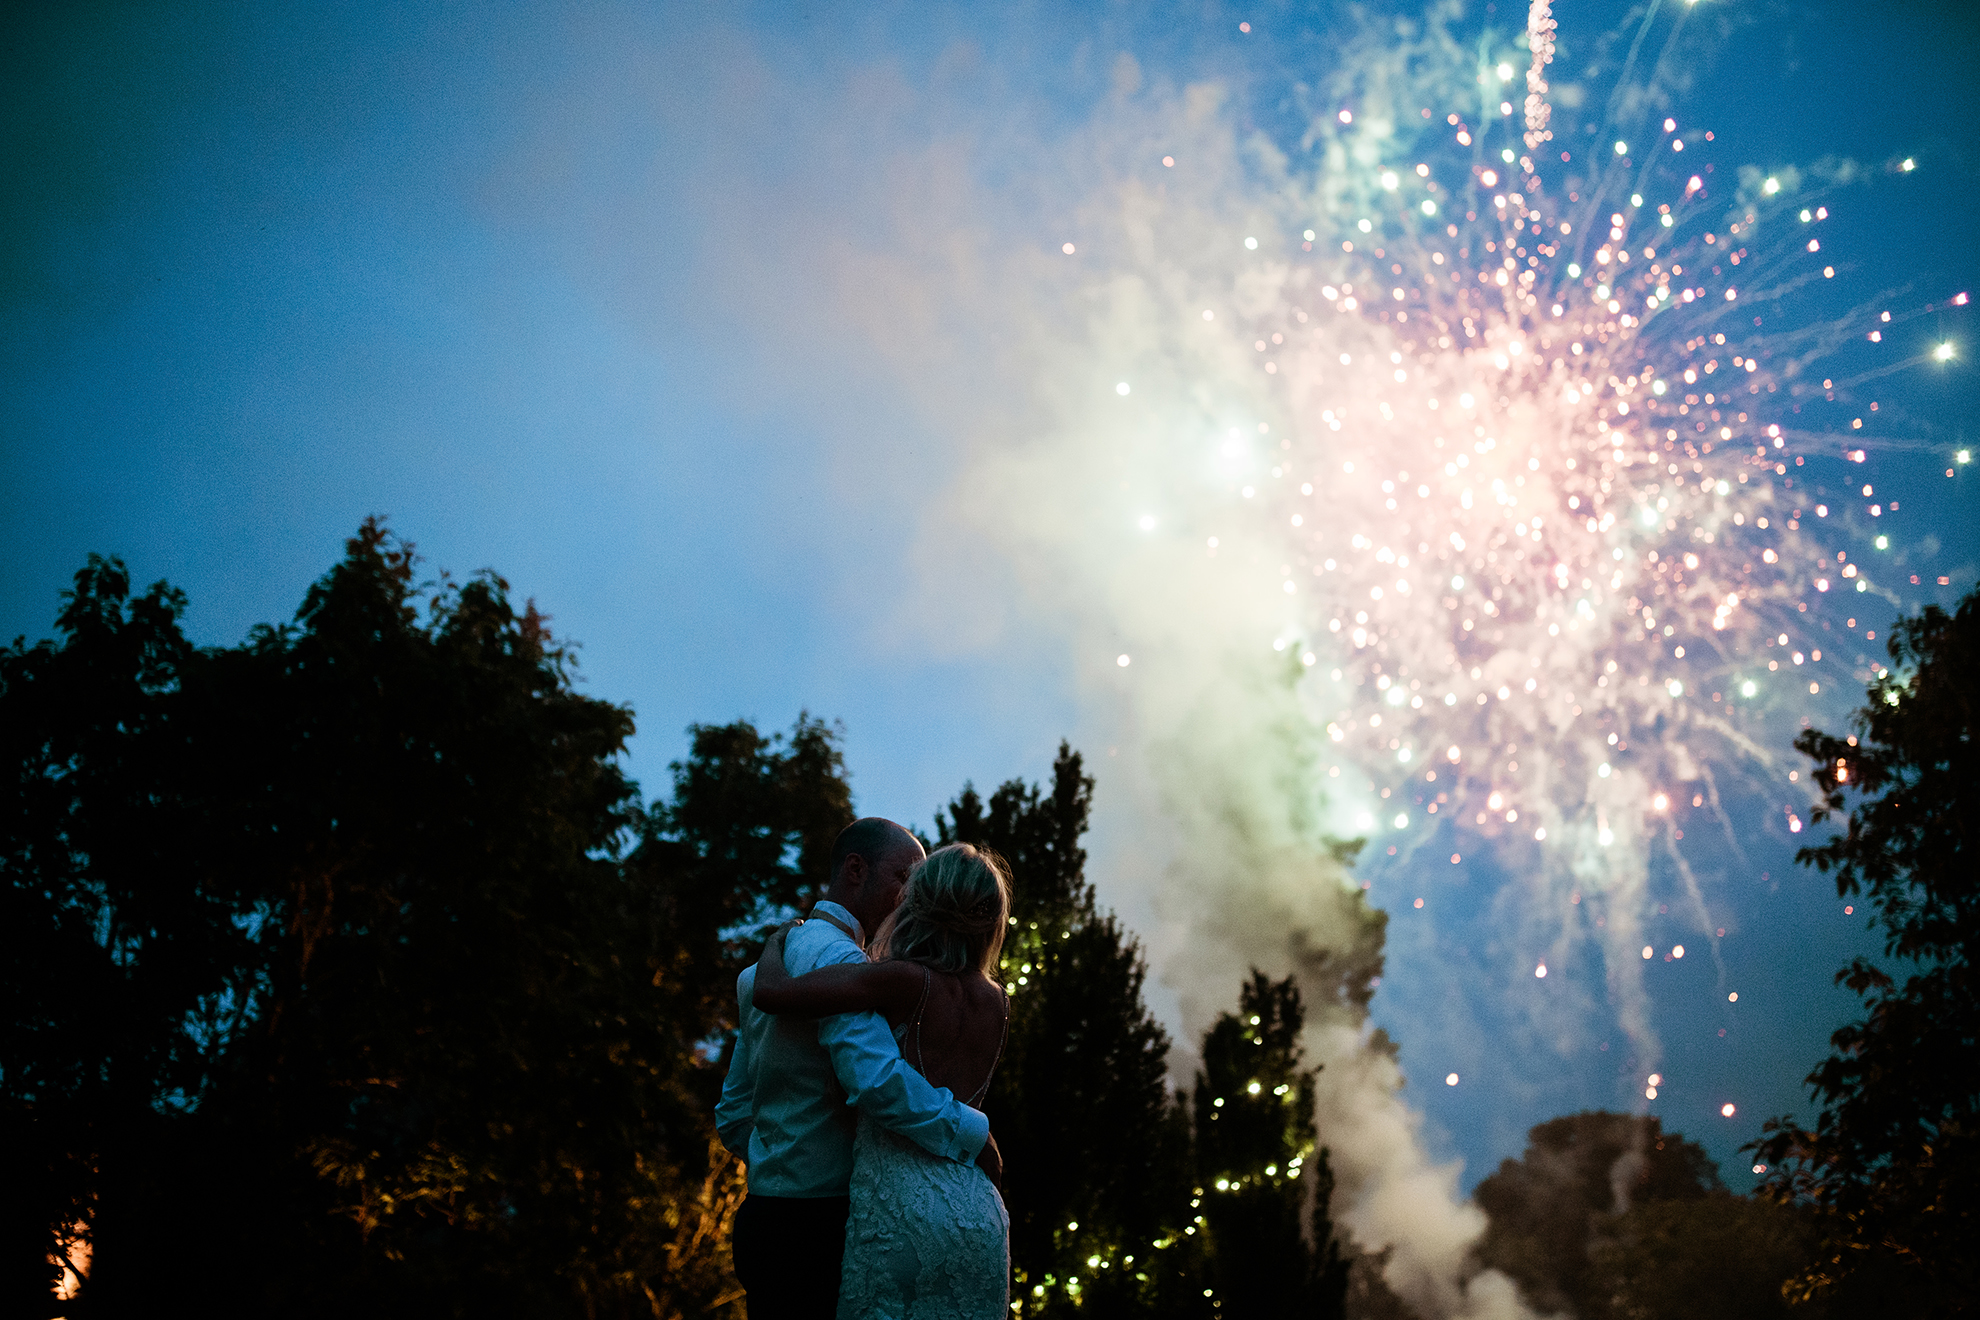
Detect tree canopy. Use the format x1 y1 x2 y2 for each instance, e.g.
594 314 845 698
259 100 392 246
938 752 1196 1316
1473 1111 1825 1320
1191 971 1349 1319
1472 1111 1722 1319
1752 584 1979 1314
938 757 1357 1319
5 525 1374 1319
0 524 851 1318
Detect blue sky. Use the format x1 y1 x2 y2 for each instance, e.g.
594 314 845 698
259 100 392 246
6 0 1977 1207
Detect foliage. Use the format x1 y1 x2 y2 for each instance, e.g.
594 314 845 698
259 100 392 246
1586 1192 1824 1320
630 715 853 1096
4 526 1377 1318
1472 1111 1720 1318
1751 585 1979 1314
937 748 1200 1317
938 755 1357 1319
1192 971 1349 1320
0 523 854 1318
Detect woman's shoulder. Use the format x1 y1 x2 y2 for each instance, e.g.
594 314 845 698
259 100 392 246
947 968 1008 1011
864 957 937 1000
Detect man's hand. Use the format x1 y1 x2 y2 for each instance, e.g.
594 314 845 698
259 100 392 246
763 917 803 959
756 918 804 997
975 1131 1003 1191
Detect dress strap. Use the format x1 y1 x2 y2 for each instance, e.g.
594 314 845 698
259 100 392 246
910 964 933 1076
965 987 1011 1109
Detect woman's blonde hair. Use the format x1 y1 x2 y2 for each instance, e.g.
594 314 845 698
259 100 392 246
873 842 1012 977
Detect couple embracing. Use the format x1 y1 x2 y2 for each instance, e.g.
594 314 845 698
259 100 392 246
716 817 1014 1320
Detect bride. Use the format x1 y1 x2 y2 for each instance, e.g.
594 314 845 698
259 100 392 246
754 842 1013 1320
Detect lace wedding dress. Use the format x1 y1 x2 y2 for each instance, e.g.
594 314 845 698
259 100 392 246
837 974 1009 1320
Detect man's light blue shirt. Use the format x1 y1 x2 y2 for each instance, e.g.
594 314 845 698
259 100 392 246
714 900 990 1198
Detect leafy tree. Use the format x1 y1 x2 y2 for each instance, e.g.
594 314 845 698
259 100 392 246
937 753 1358 1320
626 714 858 1315
0 523 855 1319
1472 1112 1720 1318
937 747 1200 1317
1752 585 1979 1314
1191 970 1349 1320
631 715 854 1079
1 556 210 1317
1 520 1390 1319
1586 1192 1825 1320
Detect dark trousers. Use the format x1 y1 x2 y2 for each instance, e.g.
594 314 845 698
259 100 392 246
731 1193 852 1320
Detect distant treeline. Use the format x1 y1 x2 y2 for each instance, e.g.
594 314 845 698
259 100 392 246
4 523 1970 1318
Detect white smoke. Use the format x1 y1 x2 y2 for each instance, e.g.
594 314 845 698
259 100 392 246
919 89 1548 1320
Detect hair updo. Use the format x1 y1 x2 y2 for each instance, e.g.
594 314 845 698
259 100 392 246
873 842 1013 977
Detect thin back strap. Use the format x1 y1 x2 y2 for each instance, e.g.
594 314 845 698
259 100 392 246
910 964 933 1076
965 988 1011 1109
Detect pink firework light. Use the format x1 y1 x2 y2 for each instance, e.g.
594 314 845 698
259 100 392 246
1179 4 1970 1055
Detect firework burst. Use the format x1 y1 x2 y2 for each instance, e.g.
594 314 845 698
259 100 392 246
1087 4 1970 1075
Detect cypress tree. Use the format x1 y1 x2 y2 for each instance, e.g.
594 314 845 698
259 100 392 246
1191 971 1349 1320
937 745 1197 1317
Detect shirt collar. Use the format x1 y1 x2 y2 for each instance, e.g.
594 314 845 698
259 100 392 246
810 899 866 950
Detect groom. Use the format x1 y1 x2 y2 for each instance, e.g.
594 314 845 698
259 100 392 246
716 817 1002 1320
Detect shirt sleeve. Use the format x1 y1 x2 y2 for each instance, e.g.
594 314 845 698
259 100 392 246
713 967 758 1160
813 947 990 1164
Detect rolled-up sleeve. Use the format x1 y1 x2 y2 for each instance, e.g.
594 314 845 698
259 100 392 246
714 968 758 1159
815 953 989 1164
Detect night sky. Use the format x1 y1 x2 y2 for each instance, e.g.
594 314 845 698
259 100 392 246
6 0 1976 1202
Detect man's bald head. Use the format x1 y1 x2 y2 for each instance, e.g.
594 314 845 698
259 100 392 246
829 817 921 884
825 817 924 935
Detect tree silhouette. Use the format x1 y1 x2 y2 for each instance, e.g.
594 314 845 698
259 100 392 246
4 524 1376 1319
936 747 1198 1317
0 523 854 1319
1586 1191 1824 1320
937 756 1357 1320
1191 970 1349 1320
1473 1111 1720 1318
1752 584 1979 1315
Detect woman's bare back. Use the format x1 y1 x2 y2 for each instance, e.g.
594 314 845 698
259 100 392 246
884 966 1007 1104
